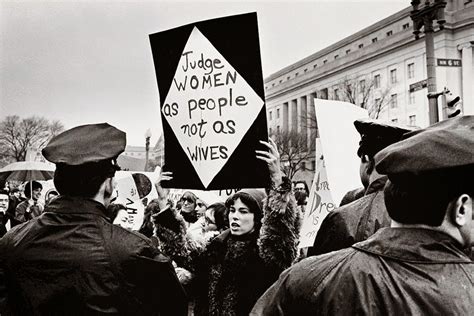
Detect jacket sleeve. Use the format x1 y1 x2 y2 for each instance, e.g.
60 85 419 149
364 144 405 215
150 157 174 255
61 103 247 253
258 177 301 274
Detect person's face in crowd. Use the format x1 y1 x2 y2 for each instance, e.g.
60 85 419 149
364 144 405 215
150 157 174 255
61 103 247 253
11 191 20 199
180 194 196 214
0 194 9 213
196 199 207 215
229 198 255 236
294 183 306 193
31 188 42 202
112 208 130 228
47 192 58 203
202 208 218 232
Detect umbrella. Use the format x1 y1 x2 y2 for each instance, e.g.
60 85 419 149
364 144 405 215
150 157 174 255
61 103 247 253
0 161 55 183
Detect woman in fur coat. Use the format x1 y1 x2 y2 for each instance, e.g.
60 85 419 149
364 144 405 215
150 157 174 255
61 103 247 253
153 139 301 316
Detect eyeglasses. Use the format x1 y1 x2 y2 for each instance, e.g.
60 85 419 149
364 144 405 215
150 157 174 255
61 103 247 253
294 187 305 191
180 196 194 204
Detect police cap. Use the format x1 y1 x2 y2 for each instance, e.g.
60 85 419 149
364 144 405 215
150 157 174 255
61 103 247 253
42 123 126 166
375 115 474 176
354 119 418 158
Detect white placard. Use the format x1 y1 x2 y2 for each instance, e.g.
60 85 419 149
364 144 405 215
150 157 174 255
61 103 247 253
162 26 264 188
314 100 368 206
298 139 336 248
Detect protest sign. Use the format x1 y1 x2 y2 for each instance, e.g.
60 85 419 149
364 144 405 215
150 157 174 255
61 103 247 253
314 100 368 206
150 12 270 190
299 139 335 248
112 171 158 231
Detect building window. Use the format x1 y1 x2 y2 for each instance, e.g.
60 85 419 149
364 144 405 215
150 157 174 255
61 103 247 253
269 111 272 120
269 127 272 134
311 160 316 171
277 108 280 119
409 91 415 104
391 118 398 123
359 43 364 49
386 30 393 37
313 64 317 68
346 49 351 54
409 115 416 125
279 80 282 83
295 72 299 77
374 74 381 88
323 60 327 64
277 125 280 133
408 63 415 79
390 94 398 108
301 162 306 171
304 68 308 73
403 23 410 30
272 83 275 87
390 69 397 84
287 76 290 80
372 37 378 43
334 88 339 100
359 79 366 90
334 55 339 59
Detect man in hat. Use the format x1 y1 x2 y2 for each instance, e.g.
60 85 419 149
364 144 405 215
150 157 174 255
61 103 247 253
307 119 417 256
251 115 474 315
0 123 187 315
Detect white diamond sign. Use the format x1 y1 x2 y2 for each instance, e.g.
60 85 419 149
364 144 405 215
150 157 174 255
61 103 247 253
162 26 264 188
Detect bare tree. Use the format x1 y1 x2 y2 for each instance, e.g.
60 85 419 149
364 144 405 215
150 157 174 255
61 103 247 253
336 77 391 119
0 115 65 162
272 130 313 180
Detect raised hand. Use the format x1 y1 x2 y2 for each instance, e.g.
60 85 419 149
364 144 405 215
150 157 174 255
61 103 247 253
255 138 283 187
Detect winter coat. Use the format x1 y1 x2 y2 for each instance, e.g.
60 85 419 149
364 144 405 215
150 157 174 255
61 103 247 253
0 196 187 315
251 228 474 315
193 187 301 316
307 176 389 256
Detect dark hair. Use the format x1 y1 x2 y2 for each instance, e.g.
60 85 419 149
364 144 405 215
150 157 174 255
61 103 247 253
179 191 197 207
54 160 118 197
294 191 307 206
207 202 228 231
24 181 43 198
107 203 127 223
384 166 474 226
225 192 263 231
294 180 309 195
0 189 9 196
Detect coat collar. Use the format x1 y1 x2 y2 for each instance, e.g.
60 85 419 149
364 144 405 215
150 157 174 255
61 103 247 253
353 227 472 263
365 176 388 195
45 195 108 219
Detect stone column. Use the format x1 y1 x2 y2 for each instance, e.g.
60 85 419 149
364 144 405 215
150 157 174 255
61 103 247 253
296 97 303 133
458 42 474 115
288 100 294 133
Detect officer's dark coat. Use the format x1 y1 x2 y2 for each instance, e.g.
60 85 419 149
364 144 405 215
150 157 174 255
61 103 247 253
0 196 187 315
307 176 390 256
252 228 474 315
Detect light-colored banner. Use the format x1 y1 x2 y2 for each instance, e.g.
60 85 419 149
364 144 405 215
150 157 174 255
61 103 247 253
299 139 335 248
314 100 368 206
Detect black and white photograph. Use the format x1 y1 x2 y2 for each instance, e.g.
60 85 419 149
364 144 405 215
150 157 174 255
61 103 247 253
1 0 473 314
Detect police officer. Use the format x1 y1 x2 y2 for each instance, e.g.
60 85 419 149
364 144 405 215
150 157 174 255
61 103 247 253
252 115 474 315
308 119 417 256
0 123 187 315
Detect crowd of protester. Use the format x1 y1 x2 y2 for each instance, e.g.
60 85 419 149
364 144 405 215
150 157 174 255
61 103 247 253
0 115 473 315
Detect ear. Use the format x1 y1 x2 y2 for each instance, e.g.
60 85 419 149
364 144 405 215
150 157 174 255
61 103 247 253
366 158 375 175
451 194 472 227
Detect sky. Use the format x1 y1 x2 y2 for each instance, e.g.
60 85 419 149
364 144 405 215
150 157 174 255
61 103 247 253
1 0 408 146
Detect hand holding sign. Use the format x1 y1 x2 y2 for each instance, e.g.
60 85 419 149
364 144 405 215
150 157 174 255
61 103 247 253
256 139 283 188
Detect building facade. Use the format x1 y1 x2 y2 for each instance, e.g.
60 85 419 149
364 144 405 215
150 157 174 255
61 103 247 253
264 0 474 184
